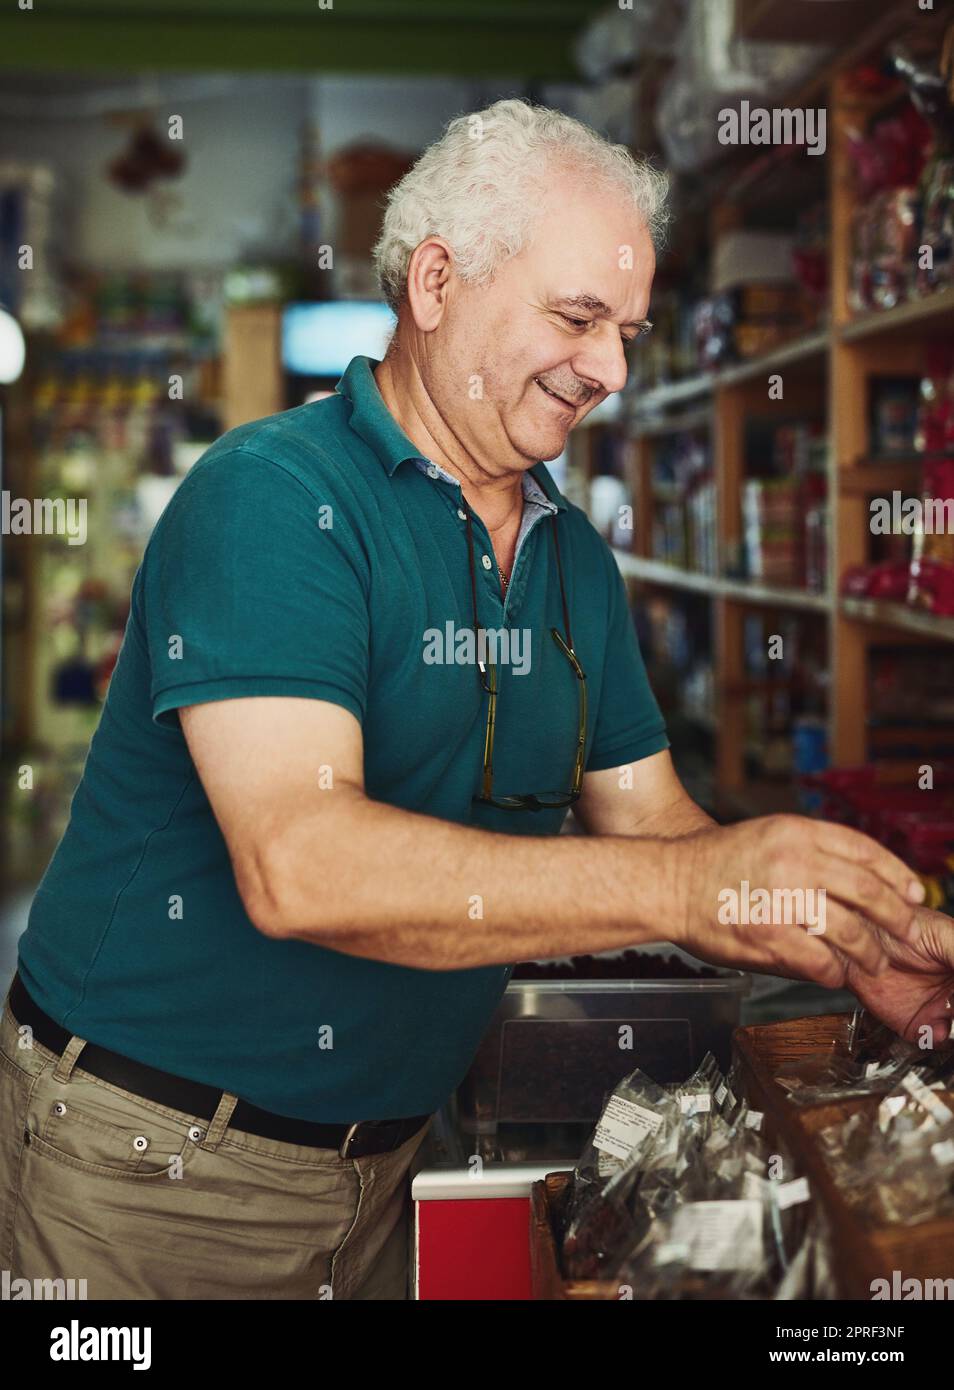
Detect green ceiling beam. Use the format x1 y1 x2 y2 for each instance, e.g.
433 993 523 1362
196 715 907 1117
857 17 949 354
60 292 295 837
6 0 600 17
0 9 594 79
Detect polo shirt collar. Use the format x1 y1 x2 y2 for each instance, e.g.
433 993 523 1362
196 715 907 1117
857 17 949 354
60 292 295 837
336 355 567 512
337 355 424 475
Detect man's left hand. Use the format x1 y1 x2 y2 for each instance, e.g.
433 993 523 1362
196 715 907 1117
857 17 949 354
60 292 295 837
844 906 954 1047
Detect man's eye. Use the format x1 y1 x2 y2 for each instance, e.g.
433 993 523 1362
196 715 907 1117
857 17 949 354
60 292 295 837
560 314 589 329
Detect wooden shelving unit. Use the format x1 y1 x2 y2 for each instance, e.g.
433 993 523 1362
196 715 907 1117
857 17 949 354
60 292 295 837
632 329 829 417
608 20 954 809
840 598 954 644
614 551 830 614
838 282 954 344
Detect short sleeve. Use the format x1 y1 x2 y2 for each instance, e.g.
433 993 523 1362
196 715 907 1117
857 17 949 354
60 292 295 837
586 543 669 772
142 447 370 729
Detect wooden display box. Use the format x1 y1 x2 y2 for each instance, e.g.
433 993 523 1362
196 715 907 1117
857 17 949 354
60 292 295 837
734 1014 954 1299
531 1015 954 1299
530 1171 615 1301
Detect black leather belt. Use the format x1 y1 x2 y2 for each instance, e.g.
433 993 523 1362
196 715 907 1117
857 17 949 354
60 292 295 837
8 973 430 1158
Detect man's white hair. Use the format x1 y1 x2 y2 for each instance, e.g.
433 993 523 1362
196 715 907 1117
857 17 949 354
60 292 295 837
373 98 670 312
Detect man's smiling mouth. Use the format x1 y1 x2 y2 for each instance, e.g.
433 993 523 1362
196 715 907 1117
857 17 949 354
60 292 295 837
533 377 579 410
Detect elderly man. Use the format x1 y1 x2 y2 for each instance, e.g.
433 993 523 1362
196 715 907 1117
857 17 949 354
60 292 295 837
3 99 952 1301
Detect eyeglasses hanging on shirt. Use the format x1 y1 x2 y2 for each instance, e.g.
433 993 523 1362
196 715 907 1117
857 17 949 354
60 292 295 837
458 497 587 811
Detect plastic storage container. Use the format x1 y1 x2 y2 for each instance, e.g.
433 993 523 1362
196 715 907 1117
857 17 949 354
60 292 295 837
456 945 750 1135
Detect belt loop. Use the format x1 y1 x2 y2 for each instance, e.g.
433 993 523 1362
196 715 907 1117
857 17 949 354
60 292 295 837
52 1034 88 1083
199 1091 239 1151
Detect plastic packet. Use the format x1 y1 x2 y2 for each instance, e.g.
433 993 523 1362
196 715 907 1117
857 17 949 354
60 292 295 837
676 1051 723 1127
562 1053 830 1296
774 1011 918 1105
817 1072 954 1226
576 1068 672 1185
561 1069 674 1279
617 1192 772 1299
562 1056 725 1281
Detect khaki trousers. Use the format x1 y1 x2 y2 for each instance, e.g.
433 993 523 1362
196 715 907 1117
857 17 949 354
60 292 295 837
0 990 428 1299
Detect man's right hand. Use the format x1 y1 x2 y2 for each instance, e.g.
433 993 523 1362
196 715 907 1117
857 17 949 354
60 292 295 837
674 814 926 988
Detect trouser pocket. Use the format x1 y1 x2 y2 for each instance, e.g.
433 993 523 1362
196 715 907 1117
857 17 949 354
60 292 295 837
0 1047 36 1269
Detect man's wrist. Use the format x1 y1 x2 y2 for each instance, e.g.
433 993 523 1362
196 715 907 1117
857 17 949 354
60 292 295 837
656 832 700 952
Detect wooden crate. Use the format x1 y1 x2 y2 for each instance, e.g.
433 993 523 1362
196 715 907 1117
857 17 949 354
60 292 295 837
734 1014 954 1298
530 1172 616 1301
531 1017 954 1300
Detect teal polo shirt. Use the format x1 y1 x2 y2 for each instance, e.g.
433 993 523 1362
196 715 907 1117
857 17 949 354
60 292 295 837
17 356 669 1122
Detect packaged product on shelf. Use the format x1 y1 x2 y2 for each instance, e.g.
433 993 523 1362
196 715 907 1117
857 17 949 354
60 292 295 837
908 457 954 615
917 150 954 297
650 432 714 572
792 203 830 327
804 503 827 592
846 96 930 314
893 43 954 298
692 294 736 371
914 346 954 456
870 376 921 457
742 478 801 586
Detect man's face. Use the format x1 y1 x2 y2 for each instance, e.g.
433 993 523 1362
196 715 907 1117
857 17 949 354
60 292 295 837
421 168 656 470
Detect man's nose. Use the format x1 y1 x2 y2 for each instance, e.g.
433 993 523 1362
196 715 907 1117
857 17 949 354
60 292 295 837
572 324 629 397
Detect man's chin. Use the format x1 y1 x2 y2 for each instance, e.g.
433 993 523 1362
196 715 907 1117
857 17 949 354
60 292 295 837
517 424 573 463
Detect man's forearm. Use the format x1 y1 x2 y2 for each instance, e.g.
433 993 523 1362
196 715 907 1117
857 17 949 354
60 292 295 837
259 788 690 970
627 797 716 839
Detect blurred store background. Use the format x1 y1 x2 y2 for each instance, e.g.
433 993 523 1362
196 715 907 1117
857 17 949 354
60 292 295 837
1 0 954 1019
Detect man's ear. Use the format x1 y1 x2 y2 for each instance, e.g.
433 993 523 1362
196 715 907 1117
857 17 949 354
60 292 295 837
405 237 453 332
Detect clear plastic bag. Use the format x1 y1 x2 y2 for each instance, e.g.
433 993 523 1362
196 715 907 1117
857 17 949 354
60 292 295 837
562 1068 675 1280
614 1121 820 1299
774 1010 923 1105
817 1069 954 1226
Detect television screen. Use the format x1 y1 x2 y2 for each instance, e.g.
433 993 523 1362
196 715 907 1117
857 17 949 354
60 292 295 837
282 301 397 377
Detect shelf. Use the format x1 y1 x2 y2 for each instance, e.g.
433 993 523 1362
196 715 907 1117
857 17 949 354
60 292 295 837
631 375 711 415
613 552 717 596
630 330 829 424
720 578 830 612
630 403 711 439
614 551 831 612
838 461 924 495
715 330 829 389
840 285 954 342
840 596 954 642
